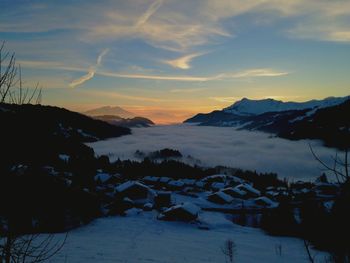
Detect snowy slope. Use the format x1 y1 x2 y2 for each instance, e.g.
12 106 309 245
224 96 349 116
48 211 326 263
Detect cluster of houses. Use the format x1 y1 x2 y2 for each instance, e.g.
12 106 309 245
92 170 341 222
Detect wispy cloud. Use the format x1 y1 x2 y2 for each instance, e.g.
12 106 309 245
210 96 239 103
162 53 205 69
69 48 109 88
20 59 289 83
223 68 290 79
69 68 95 88
170 88 206 93
98 71 210 82
135 0 163 28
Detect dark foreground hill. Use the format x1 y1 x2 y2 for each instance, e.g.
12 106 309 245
0 103 131 233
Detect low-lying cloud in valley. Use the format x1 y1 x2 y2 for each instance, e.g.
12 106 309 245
88 125 339 181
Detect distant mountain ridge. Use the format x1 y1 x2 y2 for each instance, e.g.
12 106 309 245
185 95 350 148
223 96 349 116
84 106 135 118
92 115 154 128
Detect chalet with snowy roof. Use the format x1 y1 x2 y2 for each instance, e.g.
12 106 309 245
115 181 154 201
222 187 247 199
203 174 226 183
312 183 339 197
159 177 172 184
95 173 121 185
207 191 233 204
211 182 227 191
158 202 200 221
154 191 172 209
167 180 185 190
143 176 160 185
253 196 277 208
182 179 197 186
235 184 261 198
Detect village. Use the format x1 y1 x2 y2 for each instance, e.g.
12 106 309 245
92 167 340 226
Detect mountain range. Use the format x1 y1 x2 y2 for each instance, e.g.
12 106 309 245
185 96 350 148
83 106 154 128
83 106 135 118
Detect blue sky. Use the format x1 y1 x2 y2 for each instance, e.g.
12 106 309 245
1 0 350 123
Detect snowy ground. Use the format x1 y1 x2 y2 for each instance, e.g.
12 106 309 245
88 124 338 181
48 210 326 263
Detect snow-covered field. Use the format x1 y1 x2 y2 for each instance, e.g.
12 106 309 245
89 124 337 181
48 210 326 263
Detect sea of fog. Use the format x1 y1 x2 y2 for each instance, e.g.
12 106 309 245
88 124 340 181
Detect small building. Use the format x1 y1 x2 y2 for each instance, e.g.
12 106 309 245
253 196 277 208
182 179 197 186
235 184 261 198
167 180 185 190
143 176 160 185
313 183 339 196
154 191 172 209
95 173 120 185
158 202 200 221
115 181 154 201
207 191 233 204
202 174 226 183
222 187 247 199
211 182 226 191
159 177 172 184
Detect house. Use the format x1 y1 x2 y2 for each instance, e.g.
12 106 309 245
182 179 197 186
313 183 339 196
94 173 121 185
154 191 172 209
158 202 200 221
253 196 277 208
202 174 226 183
167 180 185 190
159 177 172 184
194 181 205 189
207 191 233 204
143 176 160 185
115 181 154 201
222 187 247 199
235 184 261 198
211 182 226 191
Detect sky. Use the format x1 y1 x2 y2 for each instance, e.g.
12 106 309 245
1 0 350 123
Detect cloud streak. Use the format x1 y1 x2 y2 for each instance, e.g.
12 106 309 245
20 59 289 83
162 53 205 69
135 0 163 28
69 48 109 88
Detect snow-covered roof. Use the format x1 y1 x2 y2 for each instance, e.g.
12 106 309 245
163 202 200 216
195 181 205 188
115 181 150 193
143 176 160 182
159 177 171 183
168 180 185 187
182 179 196 185
211 182 226 190
236 184 261 196
95 173 112 183
58 154 70 162
254 196 278 207
228 175 245 183
203 174 226 181
209 191 233 204
223 187 246 196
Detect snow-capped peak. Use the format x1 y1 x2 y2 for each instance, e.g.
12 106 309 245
223 96 349 116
